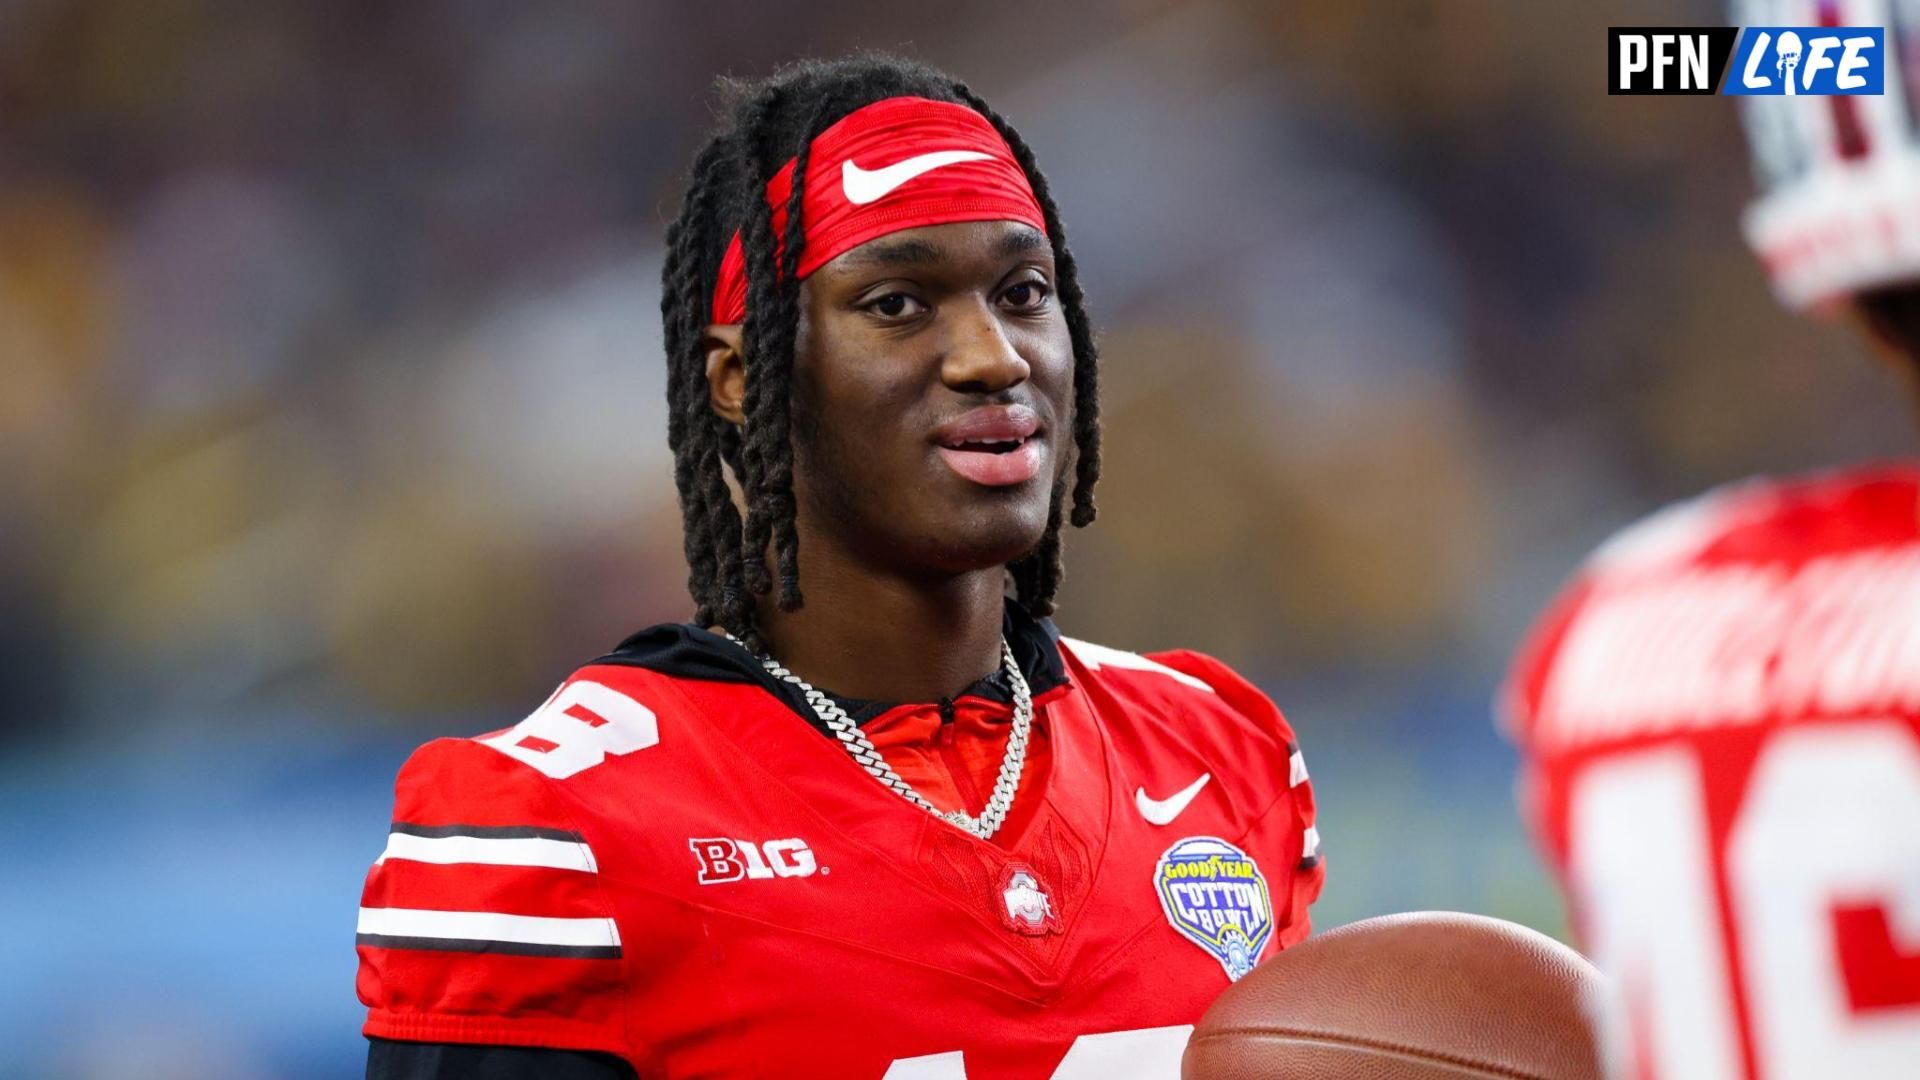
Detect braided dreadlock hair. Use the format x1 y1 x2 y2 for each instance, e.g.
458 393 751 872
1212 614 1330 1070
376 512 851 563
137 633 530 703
660 55 1101 653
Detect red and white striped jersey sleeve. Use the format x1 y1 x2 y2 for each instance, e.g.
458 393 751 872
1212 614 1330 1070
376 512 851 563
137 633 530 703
356 735 627 1056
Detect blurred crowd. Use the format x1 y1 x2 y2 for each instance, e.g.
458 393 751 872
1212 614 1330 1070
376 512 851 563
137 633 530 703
3 1 1913 1076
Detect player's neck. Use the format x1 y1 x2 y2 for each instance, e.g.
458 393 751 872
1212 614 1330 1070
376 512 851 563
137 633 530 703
751 557 1009 705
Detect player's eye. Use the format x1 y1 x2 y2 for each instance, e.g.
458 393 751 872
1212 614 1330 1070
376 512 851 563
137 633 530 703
1000 279 1052 312
864 292 927 320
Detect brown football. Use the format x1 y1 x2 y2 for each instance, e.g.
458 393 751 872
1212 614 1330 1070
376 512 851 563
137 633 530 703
1184 911 1607 1079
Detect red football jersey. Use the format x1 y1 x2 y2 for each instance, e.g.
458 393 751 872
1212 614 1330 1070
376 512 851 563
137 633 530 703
1505 465 1920 1080
357 608 1323 1078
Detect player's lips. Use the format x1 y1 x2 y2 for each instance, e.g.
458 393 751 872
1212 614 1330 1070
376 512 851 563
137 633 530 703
932 404 1045 487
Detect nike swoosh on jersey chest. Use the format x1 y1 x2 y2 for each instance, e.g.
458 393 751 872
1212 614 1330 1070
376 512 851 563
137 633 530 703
569 677 1297 991
538 668 1313 1075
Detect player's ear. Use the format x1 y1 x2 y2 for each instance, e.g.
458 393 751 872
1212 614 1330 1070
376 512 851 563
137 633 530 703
704 323 746 426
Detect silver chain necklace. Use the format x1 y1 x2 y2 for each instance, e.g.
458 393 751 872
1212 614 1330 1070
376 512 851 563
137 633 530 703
724 633 1034 840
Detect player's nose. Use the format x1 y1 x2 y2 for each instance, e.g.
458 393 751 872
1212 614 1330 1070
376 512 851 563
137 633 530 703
940 298 1030 394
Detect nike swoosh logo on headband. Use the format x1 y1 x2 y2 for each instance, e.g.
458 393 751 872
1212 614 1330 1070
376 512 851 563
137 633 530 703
841 150 995 205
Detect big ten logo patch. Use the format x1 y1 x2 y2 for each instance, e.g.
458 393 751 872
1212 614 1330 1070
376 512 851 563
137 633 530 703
689 837 819 884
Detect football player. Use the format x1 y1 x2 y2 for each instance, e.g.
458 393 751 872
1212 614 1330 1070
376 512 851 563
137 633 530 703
1503 5 1920 1078
356 55 1322 1079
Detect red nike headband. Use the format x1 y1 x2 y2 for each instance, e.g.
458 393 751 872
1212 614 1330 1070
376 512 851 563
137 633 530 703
708 96 1048 324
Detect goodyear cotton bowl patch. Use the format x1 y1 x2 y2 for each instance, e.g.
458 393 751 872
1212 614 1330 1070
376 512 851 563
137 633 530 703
1153 836 1274 981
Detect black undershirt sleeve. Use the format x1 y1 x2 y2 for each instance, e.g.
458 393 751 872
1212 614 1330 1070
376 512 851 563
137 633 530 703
366 1038 638 1080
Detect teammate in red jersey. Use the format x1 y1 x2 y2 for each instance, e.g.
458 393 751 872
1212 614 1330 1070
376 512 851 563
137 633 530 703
356 56 1323 1079
1504 6 1920 1078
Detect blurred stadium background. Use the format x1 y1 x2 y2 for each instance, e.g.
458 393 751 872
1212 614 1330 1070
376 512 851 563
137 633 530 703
2 1 1911 1075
